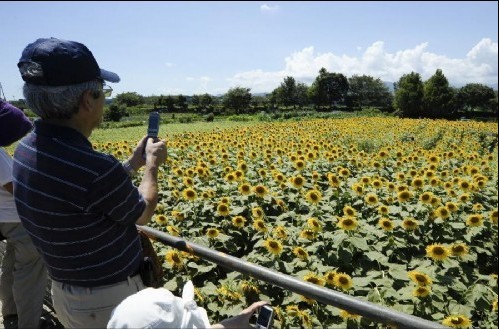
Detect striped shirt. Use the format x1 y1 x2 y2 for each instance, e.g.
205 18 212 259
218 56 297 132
13 120 146 287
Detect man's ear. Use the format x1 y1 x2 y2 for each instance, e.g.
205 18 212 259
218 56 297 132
81 90 98 111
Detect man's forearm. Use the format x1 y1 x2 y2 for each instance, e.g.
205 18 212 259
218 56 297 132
136 164 159 225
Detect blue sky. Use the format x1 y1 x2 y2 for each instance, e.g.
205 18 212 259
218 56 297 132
0 1 497 100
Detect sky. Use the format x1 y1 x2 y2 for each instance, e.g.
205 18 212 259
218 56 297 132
0 1 497 101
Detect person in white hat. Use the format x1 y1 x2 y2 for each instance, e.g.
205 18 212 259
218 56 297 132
107 280 269 329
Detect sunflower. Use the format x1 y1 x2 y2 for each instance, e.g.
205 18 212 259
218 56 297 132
272 225 288 240
154 214 168 226
489 209 498 224
377 205 389 215
445 202 459 213
305 189 322 204
307 217 322 232
291 175 306 189
253 219 268 233
408 271 432 286
300 310 313 327
182 187 197 201
216 203 230 217
458 179 472 192
458 193 470 203
465 214 483 227
339 309 361 321
441 315 472 329
252 207 264 219
412 286 431 298
183 176 194 186
351 183 364 195
303 273 325 286
402 217 419 231
294 160 306 170
337 217 358 231
343 205 357 217
252 184 269 198
167 225 180 237
371 179 383 188
333 272 353 291
378 217 394 231
165 250 184 269
286 305 300 317
238 183 252 196
231 216 247 228
451 243 469 257
328 174 341 187
397 190 413 203
493 298 498 312
426 244 451 262
419 191 433 204
434 206 451 220
365 193 379 206
263 238 283 256
299 229 316 240
206 228 220 239
293 247 309 260
324 271 336 285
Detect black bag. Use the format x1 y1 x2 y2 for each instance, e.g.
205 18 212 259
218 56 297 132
138 229 164 288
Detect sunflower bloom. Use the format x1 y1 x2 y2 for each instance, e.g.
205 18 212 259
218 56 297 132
293 247 309 260
339 309 361 321
365 193 379 206
263 238 283 256
253 184 269 198
489 209 498 225
252 207 264 219
253 219 268 233
451 243 469 257
299 229 316 240
273 226 288 240
434 206 451 220
165 250 184 269
442 315 472 328
167 225 180 237
419 191 433 204
307 217 322 232
231 216 247 228
397 190 413 203
304 273 325 286
402 217 419 231
154 214 168 226
238 183 252 196
465 214 483 227
445 202 459 213
305 189 322 204
333 273 353 291
324 271 336 285
493 299 498 312
216 203 230 217
413 286 431 298
408 271 432 286
206 228 220 239
291 175 306 189
343 205 357 217
377 205 389 215
378 217 394 231
426 244 451 262
182 187 197 201
337 217 358 231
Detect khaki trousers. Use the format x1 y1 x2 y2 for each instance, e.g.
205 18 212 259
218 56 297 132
51 273 145 328
0 222 47 329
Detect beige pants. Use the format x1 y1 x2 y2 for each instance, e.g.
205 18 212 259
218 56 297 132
0 222 47 329
51 274 145 328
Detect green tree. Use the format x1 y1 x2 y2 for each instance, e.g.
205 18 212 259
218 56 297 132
456 83 497 115
114 92 144 107
348 75 393 109
279 76 297 108
165 96 175 112
104 103 127 122
295 82 309 108
423 69 455 118
309 68 348 109
176 94 188 112
223 87 252 114
393 72 424 118
199 93 214 110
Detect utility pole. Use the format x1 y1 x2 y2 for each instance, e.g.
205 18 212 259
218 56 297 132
0 82 6 101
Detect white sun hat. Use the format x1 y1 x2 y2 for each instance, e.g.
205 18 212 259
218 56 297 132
107 281 211 328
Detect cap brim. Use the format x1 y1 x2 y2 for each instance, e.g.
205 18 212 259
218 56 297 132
99 68 120 83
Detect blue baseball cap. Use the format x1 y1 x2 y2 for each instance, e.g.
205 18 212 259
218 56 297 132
17 37 120 86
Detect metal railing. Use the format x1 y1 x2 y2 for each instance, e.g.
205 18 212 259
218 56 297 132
138 225 449 329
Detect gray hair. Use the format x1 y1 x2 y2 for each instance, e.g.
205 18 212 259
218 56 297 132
22 80 102 119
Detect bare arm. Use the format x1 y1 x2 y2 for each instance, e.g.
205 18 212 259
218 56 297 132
126 136 167 226
211 301 269 329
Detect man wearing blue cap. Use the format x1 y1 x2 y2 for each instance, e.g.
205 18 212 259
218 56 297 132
12 37 168 328
0 100 47 329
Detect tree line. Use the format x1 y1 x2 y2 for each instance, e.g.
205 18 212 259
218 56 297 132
91 67 498 121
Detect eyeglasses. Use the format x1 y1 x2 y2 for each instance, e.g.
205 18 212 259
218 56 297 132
102 84 113 98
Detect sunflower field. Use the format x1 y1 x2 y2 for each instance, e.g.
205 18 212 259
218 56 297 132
94 117 498 329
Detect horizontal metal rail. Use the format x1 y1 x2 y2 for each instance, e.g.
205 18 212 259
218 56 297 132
138 225 449 329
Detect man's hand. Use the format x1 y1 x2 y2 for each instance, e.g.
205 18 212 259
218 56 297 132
211 301 269 329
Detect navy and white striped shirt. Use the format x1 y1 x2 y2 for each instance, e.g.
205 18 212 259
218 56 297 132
13 120 146 287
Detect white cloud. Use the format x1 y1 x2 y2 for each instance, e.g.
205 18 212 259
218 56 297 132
260 4 279 12
227 39 498 92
